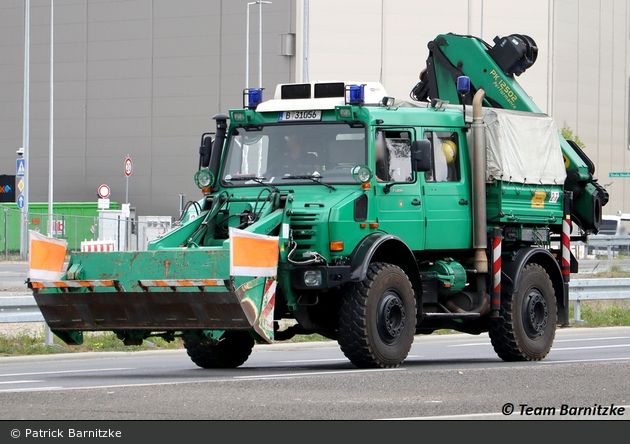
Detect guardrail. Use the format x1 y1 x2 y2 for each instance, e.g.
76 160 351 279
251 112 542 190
570 278 630 323
575 235 630 260
0 296 44 323
2 278 629 326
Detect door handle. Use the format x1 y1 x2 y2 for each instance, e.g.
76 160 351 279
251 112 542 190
459 199 469 205
411 199 422 206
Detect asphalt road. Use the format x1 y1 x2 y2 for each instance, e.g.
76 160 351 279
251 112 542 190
0 262 29 289
0 327 628 420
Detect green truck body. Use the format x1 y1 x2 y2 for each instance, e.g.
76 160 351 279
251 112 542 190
30 33 607 368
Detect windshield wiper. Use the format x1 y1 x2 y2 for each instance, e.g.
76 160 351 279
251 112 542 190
226 175 280 192
281 175 336 191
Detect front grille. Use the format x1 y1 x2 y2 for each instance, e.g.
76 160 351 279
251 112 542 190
290 212 318 253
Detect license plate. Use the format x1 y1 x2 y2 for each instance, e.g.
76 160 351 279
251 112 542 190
278 110 321 121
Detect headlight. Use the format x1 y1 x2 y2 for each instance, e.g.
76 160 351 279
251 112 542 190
303 270 322 287
194 169 214 188
351 164 373 183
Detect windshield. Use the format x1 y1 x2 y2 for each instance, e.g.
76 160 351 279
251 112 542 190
221 123 366 186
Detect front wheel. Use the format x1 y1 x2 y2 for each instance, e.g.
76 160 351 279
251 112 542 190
489 263 557 361
338 262 417 368
184 331 255 369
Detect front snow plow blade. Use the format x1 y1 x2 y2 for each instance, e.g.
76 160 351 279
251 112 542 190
28 250 277 344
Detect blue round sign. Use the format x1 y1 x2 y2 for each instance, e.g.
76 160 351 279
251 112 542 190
17 194 24 209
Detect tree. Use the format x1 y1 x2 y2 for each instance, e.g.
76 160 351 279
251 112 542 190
560 126 585 149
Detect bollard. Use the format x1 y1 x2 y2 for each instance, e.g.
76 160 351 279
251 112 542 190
45 324 53 346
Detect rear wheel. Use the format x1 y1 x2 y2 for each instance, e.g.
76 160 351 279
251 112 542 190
184 331 254 369
489 263 557 361
338 262 416 368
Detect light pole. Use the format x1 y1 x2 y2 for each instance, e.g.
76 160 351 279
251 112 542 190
20 0 31 259
246 1 272 89
48 0 54 238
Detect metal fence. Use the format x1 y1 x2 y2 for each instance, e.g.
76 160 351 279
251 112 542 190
573 235 630 260
2 278 628 326
1 205 174 259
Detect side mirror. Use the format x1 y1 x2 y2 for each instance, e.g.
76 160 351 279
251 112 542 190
411 140 432 172
199 135 213 169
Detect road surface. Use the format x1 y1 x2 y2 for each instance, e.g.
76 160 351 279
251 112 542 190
0 327 628 420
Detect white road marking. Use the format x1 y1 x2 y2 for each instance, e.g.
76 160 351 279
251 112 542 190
542 357 630 364
0 367 134 378
0 380 220 393
553 344 630 351
0 368 404 393
277 358 349 363
234 368 404 380
554 337 630 343
0 380 43 385
447 336 630 347
380 412 504 420
277 355 422 364
0 386 63 392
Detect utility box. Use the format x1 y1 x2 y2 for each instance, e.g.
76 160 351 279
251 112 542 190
137 216 173 251
98 210 127 251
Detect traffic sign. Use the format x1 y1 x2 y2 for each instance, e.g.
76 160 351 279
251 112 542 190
124 157 133 177
98 184 111 199
17 179 24 193
17 194 24 209
16 159 25 177
609 172 630 178
98 198 110 210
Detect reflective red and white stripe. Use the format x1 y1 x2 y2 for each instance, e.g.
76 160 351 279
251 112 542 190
138 279 226 288
30 280 117 289
81 241 116 252
561 214 571 277
492 235 502 307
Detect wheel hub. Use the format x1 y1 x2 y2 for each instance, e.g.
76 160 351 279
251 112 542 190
523 289 548 339
376 291 406 345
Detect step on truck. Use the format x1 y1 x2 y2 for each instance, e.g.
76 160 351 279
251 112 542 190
29 33 607 368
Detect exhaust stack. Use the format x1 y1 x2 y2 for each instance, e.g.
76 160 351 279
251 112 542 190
472 89 488 274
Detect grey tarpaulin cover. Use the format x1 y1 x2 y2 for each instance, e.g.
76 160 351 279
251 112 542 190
483 108 566 185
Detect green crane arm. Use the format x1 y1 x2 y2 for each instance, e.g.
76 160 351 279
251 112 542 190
411 33 608 234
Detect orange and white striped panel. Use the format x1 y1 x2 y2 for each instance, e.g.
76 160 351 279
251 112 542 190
30 280 118 289
29 230 68 281
229 227 279 277
138 279 226 288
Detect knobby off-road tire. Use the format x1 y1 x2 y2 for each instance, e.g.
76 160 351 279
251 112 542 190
338 262 417 368
489 263 557 361
184 331 255 369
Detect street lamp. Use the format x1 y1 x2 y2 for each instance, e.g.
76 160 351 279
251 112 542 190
48 0 54 238
20 0 31 259
246 1 272 89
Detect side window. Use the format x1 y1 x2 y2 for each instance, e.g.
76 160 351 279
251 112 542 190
424 131 461 183
375 130 413 182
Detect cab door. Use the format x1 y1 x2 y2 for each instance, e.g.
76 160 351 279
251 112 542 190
374 129 425 251
421 129 472 250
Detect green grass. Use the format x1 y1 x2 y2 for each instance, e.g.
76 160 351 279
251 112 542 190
569 303 630 327
0 328 183 358
591 265 630 279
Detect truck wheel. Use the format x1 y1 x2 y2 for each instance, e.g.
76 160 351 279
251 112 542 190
338 262 416 368
184 331 254 369
489 263 557 361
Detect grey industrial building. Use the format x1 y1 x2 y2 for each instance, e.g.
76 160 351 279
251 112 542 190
1 0 629 217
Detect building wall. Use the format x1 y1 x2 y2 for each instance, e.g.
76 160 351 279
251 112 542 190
304 0 630 216
0 0 296 216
